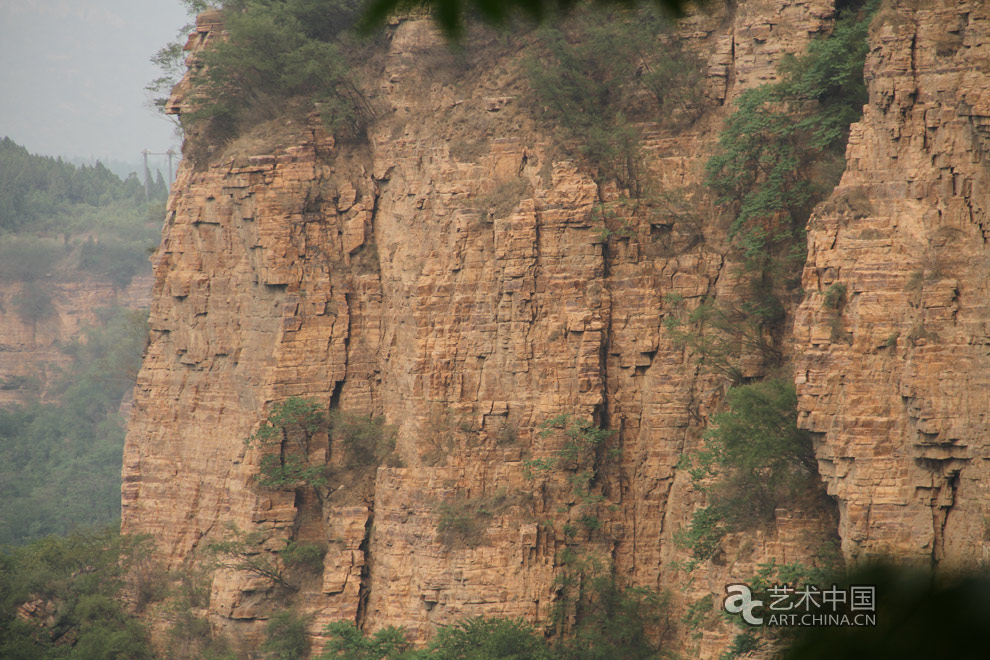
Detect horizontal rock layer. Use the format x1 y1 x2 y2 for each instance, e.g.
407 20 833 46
795 0 990 565
119 0 990 655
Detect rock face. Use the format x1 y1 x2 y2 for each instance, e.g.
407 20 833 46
0 273 151 406
121 0 990 655
795 0 990 566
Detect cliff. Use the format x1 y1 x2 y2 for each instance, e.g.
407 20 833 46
122 0 990 656
0 273 152 406
795 0 990 566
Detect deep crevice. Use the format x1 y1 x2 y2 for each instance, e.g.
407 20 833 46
355 508 374 629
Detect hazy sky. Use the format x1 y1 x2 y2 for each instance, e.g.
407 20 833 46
0 0 192 166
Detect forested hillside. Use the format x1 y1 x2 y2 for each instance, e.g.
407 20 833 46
0 138 161 544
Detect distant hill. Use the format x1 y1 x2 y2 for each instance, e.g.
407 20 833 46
0 137 161 544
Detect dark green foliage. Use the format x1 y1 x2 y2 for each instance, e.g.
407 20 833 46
706 1 875 267
12 280 56 324
0 527 156 659
252 397 327 444
682 1 876 379
0 308 149 545
320 605 662 660
557 576 666 660
678 380 819 560
262 611 311 660
319 621 421 659
527 9 704 195
718 631 760 660
548 555 668 660
246 400 401 505
247 397 331 494
681 595 714 640
184 0 375 154
281 541 328 572
428 617 553 660
358 0 694 37
676 505 728 563
822 282 846 310
257 453 331 492
331 411 399 467
0 137 164 233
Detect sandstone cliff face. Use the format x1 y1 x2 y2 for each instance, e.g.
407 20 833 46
118 0 985 655
0 273 152 406
795 0 990 566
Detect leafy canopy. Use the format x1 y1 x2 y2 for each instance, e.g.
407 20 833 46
677 379 819 560
0 527 157 659
180 0 375 157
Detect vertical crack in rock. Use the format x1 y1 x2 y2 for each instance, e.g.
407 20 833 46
355 507 374 629
124 1 914 653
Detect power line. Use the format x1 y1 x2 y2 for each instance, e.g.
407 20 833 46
140 148 178 201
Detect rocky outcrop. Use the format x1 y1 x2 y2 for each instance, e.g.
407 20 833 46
795 0 990 566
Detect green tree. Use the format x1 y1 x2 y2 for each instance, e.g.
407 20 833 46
0 527 157 659
429 617 553 660
246 397 331 496
678 379 819 560
319 621 422 659
182 0 375 155
263 611 311 660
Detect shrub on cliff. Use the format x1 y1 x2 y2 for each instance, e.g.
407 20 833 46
666 0 876 381
527 8 704 196
246 399 401 507
429 617 553 660
247 396 329 495
677 379 820 560
320 622 420 659
183 0 375 155
263 611 311 660
318 578 666 658
706 0 875 273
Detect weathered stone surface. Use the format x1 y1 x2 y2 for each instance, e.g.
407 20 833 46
123 2 858 657
795 0 990 565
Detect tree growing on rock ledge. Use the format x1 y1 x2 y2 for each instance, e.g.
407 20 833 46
246 397 331 499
